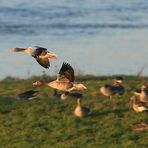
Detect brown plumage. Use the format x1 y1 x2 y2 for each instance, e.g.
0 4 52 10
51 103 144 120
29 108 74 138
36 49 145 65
11 46 57 68
134 85 148 103
74 98 90 118
100 77 125 99
129 123 148 131
130 96 148 112
33 62 87 92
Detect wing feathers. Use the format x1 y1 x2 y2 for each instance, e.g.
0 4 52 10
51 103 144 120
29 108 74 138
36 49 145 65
58 62 74 82
30 47 47 57
36 57 50 69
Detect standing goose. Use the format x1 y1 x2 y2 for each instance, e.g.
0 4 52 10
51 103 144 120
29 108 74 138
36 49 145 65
33 62 87 92
134 85 148 103
11 46 57 68
100 76 125 99
130 96 148 112
112 77 125 95
74 98 90 118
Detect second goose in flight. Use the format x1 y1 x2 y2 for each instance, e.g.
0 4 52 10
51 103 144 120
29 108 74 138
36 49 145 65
11 46 57 68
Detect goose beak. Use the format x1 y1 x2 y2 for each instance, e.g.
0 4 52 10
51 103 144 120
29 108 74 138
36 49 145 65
82 85 87 90
33 82 37 86
77 84 87 91
48 53 58 60
33 81 42 86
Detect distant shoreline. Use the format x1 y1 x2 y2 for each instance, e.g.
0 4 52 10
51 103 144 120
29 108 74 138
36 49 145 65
1 74 148 82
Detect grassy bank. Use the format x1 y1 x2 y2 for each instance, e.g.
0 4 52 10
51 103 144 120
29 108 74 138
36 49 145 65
0 75 148 148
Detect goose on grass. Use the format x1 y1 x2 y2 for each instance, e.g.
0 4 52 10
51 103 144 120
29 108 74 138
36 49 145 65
74 98 90 118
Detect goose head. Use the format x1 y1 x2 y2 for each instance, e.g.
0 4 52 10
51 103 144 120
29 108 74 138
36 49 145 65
113 76 123 85
77 98 81 106
141 85 147 91
33 81 43 86
11 48 23 52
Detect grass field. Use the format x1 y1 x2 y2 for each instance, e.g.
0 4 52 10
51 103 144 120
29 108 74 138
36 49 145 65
0 75 148 148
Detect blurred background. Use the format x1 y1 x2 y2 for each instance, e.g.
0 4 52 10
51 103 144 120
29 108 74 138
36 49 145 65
0 0 148 79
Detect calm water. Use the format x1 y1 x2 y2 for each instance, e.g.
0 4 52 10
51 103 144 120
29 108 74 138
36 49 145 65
1 0 148 79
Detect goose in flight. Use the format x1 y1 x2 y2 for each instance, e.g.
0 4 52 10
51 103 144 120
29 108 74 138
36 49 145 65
33 62 87 92
11 46 57 68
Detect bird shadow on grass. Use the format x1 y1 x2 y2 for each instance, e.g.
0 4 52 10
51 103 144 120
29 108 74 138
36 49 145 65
91 108 130 118
0 96 17 114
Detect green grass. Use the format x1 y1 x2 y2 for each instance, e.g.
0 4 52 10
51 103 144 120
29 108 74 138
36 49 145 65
0 75 148 148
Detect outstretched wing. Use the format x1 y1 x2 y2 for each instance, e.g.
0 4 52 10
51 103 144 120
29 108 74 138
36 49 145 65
36 57 50 69
57 62 74 82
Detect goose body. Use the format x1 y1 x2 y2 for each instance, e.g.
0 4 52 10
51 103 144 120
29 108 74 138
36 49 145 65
100 84 115 98
16 90 38 100
100 77 125 99
33 62 87 92
11 46 57 68
74 98 90 118
129 123 148 131
130 96 148 112
134 85 148 103
46 80 74 91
